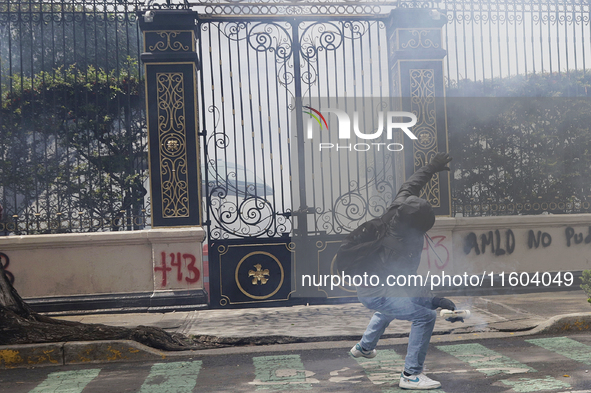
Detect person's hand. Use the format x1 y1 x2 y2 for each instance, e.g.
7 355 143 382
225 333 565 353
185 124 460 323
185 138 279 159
428 152 452 172
432 297 456 311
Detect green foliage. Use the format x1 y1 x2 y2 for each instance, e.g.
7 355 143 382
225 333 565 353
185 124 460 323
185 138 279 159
581 270 591 304
0 5 141 96
447 70 591 98
448 72 591 214
0 60 146 232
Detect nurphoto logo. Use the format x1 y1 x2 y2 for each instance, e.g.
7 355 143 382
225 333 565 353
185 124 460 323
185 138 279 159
304 105 418 152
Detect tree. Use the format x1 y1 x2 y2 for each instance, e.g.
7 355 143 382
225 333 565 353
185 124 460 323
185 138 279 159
0 260 193 350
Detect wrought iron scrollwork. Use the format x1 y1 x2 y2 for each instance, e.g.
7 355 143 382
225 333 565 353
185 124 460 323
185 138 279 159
209 195 276 239
157 73 190 218
313 154 396 234
203 20 294 239
299 20 375 96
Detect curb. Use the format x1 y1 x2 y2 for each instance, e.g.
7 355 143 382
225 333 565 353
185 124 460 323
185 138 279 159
528 312 591 335
2 313 591 370
0 340 181 370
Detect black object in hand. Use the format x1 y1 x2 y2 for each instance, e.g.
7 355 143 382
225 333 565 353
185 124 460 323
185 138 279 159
432 297 456 311
445 316 465 323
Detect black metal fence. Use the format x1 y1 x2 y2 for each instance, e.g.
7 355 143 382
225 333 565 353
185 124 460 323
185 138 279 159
2 0 591 236
441 0 591 216
0 0 149 234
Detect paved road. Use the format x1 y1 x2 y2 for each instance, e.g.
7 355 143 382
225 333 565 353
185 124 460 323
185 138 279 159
1 333 591 393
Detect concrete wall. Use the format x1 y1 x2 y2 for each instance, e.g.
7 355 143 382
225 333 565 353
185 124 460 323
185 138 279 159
418 214 591 285
0 228 206 309
1 214 589 309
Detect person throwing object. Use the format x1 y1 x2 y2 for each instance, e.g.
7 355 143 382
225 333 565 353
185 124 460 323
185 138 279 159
348 152 456 390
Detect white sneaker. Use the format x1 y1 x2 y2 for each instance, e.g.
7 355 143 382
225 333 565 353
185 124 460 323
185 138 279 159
399 372 441 390
350 343 377 358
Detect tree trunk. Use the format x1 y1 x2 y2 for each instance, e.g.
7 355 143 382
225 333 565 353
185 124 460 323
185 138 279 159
0 263 197 351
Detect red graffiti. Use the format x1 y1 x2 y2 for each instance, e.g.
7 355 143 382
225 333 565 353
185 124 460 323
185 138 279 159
155 252 201 287
0 252 15 284
423 236 450 270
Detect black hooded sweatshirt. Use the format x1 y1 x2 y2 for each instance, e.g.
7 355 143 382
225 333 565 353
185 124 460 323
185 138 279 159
354 163 438 297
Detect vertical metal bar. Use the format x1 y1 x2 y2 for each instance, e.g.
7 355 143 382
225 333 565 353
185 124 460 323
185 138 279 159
349 21 360 211
7 0 13 97
113 4 126 228
304 21 317 234
368 21 382 220
379 20 389 214
358 21 370 218
1 3 7 225
263 25 277 229
581 4 586 76
215 22 231 213
291 19 307 236
318 22 328 232
505 6 511 77
462 8 468 80
332 23 342 232
106 5 115 228
523 1 528 76
255 25 267 201
548 1 553 74
453 9 460 87
556 3 561 75
82 0 90 230
572 4 578 76
26 1 35 233
497 4 502 78
195 19 211 227
19 1 27 231
539 0 544 73
249 23 262 202
321 22 333 232
470 3 477 81
205 22 218 228
284 22 293 222
226 22 241 221
488 6 494 84
91 0 99 229
531 2 536 75
124 7 136 228
197 20 212 231
564 2 570 95
514 3 519 76
444 13 451 89
271 22 289 216
46 0 56 230
479 4 486 86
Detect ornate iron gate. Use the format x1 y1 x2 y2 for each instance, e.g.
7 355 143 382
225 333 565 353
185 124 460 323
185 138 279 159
196 4 451 308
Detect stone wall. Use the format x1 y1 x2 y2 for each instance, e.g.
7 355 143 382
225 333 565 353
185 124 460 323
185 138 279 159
0 228 206 312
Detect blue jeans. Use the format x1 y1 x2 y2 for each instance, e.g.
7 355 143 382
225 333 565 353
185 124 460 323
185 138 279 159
357 295 437 375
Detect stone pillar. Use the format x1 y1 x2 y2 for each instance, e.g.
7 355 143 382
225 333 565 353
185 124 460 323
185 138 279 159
139 10 202 227
140 11 207 307
387 8 451 216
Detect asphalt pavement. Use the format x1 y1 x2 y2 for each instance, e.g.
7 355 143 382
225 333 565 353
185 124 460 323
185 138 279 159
1 333 591 392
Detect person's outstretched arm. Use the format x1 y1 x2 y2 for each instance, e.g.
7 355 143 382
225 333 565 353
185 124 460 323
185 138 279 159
390 152 452 207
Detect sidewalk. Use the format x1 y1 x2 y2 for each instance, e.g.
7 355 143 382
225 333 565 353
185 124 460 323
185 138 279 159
2 290 590 369
58 290 591 340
